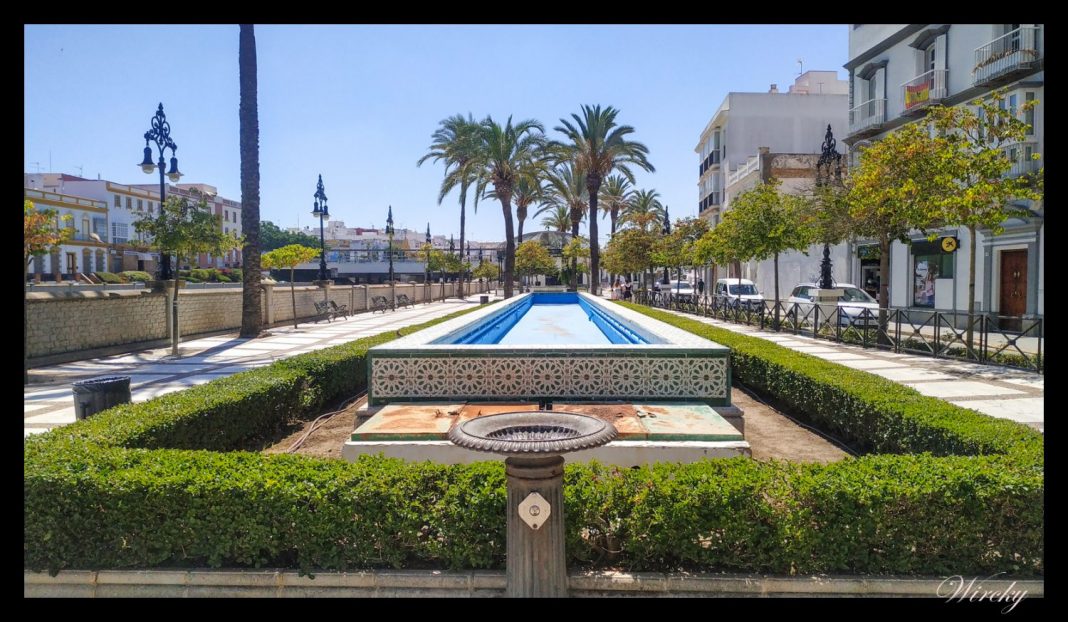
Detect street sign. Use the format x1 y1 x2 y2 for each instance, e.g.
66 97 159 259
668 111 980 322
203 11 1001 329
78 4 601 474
941 237 958 253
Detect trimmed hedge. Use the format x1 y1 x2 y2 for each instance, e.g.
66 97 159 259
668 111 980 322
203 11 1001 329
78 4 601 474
24 300 1043 576
94 271 124 284
617 302 1043 464
120 271 152 282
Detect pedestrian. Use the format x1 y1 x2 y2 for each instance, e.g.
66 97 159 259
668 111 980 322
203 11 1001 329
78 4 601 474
697 278 705 298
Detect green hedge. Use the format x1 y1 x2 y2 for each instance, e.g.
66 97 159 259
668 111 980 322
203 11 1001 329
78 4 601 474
24 300 1043 576
617 302 1043 464
120 271 152 283
94 271 124 284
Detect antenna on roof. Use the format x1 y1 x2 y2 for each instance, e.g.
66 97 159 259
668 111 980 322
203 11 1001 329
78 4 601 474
797 58 803 76
30 161 41 173
74 165 83 177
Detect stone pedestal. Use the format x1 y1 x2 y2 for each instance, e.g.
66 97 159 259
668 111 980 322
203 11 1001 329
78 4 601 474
505 456 567 598
811 288 843 326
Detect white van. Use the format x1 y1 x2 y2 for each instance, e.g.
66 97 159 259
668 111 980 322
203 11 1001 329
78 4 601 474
714 278 765 308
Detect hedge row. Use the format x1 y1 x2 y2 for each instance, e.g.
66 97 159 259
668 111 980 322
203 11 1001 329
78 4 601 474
618 302 1043 465
24 447 1042 576
24 300 1043 576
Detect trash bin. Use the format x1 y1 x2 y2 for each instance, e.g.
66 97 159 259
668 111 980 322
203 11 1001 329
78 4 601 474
480 295 489 304
72 375 131 421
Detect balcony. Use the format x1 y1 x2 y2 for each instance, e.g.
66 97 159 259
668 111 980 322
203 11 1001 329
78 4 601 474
726 155 760 187
699 151 721 175
901 69 948 113
974 27 1041 87
848 98 887 138
699 192 722 214
1004 141 1041 178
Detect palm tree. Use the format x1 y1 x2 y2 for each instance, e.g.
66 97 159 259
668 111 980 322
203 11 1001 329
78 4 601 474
484 153 549 245
473 116 546 299
621 188 665 230
545 162 589 290
553 105 654 295
599 174 633 237
535 204 572 233
239 24 263 338
417 113 482 299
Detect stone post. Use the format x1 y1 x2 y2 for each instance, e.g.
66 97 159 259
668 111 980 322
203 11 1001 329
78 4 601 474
505 456 568 598
261 282 275 326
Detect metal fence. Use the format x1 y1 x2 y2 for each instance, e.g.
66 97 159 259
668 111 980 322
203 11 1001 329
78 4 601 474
634 292 1044 374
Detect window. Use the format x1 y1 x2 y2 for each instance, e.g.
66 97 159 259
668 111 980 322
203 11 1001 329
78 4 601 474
1025 92 1035 135
137 199 143 211
1008 93 1018 118
113 194 121 207
126 197 132 209
111 223 129 244
82 217 89 235
148 201 154 213
926 44 936 73
911 242 955 308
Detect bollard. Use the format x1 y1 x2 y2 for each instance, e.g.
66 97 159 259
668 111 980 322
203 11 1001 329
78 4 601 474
72 376 131 420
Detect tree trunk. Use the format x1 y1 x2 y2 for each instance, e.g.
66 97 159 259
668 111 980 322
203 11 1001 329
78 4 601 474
517 202 527 245
500 194 515 299
608 208 618 288
878 236 891 345
773 251 780 328
966 224 977 357
290 267 298 329
570 212 581 290
239 24 263 338
458 183 467 300
587 175 601 296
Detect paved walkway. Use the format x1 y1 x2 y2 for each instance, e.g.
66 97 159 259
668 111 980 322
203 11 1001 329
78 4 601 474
656 307 1044 432
24 297 496 437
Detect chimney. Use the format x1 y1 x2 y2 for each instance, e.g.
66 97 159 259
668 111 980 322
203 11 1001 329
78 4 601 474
769 84 778 93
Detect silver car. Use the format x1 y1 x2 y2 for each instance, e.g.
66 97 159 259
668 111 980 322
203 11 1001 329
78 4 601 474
786 283 880 326
665 279 696 302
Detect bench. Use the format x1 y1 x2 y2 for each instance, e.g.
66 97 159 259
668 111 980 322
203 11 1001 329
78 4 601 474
370 295 390 314
329 300 349 319
396 294 414 308
312 301 334 323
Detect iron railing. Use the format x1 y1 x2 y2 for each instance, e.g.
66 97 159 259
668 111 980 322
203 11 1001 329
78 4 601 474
848 98 887 135
634 291 1043 374
902 69 948 112
974 26 1041 86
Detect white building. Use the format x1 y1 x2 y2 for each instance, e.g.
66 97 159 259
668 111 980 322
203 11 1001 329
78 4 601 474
845 24 1044 318
694 70 849 289
24 186 110 279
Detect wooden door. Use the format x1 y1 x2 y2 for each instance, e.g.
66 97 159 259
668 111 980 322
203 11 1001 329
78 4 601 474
999 250 1028 331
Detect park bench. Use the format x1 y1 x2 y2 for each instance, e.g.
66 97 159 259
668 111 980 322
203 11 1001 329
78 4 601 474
329 300 349 319
370 295 390 314
313 301 334 323
396 294 414 308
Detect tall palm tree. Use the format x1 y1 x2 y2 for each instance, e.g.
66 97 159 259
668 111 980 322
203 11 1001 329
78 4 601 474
484 153 549 245
473 116 546 299
553 105 654 295
417 113 482 299
239 24 263 337
545 162 589 290
534 204 572 233
599 174 633 237
621 188 665 230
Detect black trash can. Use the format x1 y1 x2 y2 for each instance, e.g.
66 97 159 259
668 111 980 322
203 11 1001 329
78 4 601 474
480 295 489 305
72 376 131 421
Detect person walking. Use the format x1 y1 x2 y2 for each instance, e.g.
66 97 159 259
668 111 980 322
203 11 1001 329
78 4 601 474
697 278 705 299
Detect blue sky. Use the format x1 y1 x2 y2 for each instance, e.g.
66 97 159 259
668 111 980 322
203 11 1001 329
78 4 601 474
25 24 848 244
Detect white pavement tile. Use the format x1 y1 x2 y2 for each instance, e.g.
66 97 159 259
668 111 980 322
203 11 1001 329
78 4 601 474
812 352 873 361
133 385 188 401
24 388 76 402
949 398 1044 423
903 381 1026 399
1000 377 1045 390
868 368 956 382
218 342 282 351
835 359 910 370
24 409 76 425
24 403 52 414
785 346 841 354
110 363 210 374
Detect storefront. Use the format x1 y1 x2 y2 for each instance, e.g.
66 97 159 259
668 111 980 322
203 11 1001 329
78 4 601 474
909 238 956 309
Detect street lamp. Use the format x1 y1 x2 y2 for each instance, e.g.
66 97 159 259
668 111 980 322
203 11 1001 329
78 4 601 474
425 222 432 304
449 234 455 297
311 175 329 282
661 206 671 286
139 103 183 280
465 241 471 291
814 124 843 290
386 205 395 310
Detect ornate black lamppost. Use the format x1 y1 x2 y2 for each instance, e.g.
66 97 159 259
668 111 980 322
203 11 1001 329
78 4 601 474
465 241 471 291
661 206 671 286
425 223 432 304
449 234 455 297
386 205 395 310
311 175 329 282
814 124 843 290
138 103 183 279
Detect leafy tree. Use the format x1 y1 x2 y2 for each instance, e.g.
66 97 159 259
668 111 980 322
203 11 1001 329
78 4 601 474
514 240 557 281
261 244 320 328
135 196 243 356
24 200 72 383
723 179 810 309
926 92 1043 349
552 104 654 295
239 24 263 338
562 236 590 284
602 227 657 287
599 174 633 237
418 113 483 299
652 216 710 288
473 261 500 281
472 116 546 298
260 220 319 252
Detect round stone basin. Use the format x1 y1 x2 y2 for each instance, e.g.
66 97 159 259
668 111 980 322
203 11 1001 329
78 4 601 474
448 411 617 456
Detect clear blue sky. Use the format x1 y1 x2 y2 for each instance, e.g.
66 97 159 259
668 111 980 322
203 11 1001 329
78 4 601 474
25 24 848 245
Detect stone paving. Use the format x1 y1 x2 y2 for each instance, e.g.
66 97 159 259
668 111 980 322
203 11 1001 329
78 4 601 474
654 307 1043 432
24 297 497 437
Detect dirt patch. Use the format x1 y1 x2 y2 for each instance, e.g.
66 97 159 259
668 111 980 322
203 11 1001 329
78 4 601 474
731 386 851 463
262 400 362 460
269 389 851 463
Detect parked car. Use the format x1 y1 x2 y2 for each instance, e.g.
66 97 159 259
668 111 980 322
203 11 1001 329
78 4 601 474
785 283 880 326
665 279 696 302
714 278 765 309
